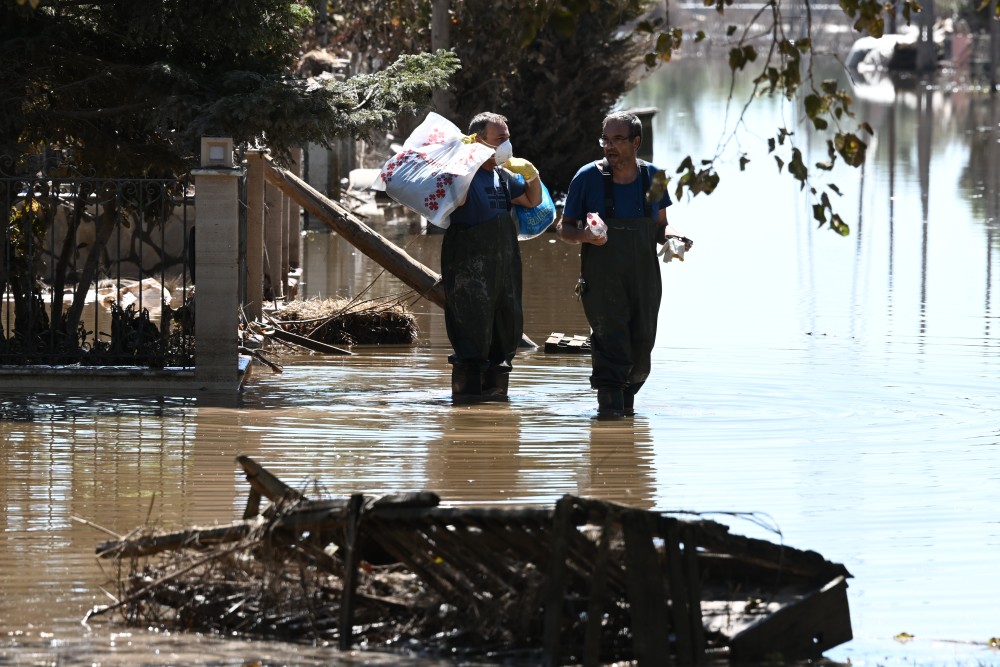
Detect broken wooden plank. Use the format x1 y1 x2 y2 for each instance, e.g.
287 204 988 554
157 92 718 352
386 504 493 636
263 155 447 308
542 494 575 667
727 575 853 661
622 509 673 666
582 511 615 667
95 523 251 559
338 494 365 650
237 454 304 505
664 520 699 664
261 322 353 356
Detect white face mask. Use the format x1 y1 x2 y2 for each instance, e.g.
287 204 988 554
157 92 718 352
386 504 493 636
492 139 513 165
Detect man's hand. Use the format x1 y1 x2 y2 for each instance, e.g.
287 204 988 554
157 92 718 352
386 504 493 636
504 157 539 181
461 133 477 144
585 223 608 246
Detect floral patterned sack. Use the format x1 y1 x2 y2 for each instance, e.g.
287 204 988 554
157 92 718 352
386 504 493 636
371 112 494 229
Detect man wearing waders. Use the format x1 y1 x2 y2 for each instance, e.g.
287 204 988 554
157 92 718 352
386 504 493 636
556 111 691 419
444 112 541 403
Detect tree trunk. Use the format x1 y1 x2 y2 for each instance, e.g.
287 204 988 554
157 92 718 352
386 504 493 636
65 189 118 338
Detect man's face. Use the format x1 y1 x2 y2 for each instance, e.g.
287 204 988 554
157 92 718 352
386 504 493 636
601 119 639 169
478 121 510 169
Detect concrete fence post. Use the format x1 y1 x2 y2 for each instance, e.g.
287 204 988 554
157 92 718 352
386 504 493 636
193 137 241 390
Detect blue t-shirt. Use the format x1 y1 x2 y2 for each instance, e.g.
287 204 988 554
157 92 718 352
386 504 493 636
563 161 672 222
449 168 527 227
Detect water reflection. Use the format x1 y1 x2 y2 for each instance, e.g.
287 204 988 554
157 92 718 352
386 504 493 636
2 58 1000 666
424 404 525 502
583 418 656 509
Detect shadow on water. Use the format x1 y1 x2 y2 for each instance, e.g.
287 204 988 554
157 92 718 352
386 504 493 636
2 58 1000 665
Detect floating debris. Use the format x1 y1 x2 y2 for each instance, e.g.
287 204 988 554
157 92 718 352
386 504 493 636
86 456 853 664
270 296 418 347
545 332 591 354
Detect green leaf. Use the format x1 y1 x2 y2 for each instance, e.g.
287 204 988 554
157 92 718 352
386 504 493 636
830 214 850 236
728 47 746 71
789 147 808 185
804 93 822 118
835 132 867 167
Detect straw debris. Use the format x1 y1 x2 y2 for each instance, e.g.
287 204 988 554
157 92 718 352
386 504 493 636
91 499 552 659
271 296 418 346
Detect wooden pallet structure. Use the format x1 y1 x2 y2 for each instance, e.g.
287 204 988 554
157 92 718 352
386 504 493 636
94 456 853 665
545 332 591 354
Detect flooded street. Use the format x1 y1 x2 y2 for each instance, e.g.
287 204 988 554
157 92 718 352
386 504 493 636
3 56 1000 666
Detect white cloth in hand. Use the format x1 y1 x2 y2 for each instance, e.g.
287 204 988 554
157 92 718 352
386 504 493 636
658 237 687 263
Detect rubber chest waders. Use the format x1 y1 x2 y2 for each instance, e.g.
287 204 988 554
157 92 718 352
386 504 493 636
441 170 523 396
580 161 661 398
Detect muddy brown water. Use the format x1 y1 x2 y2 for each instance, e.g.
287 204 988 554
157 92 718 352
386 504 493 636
3 58 1000 665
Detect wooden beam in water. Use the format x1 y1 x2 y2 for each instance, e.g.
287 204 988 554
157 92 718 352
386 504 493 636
237 454 304 505
338 493 365 650
622 509 673 666
542 494 575 666
582 511 615 667
262 155 445 307
727 575 853 661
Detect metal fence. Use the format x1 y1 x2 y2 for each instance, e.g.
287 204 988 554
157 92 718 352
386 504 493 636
1 172 197 369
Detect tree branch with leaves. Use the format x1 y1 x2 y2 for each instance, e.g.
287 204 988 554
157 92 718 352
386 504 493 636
642 0 938 235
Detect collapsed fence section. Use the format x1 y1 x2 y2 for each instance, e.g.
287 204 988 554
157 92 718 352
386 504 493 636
90 456 854 666
1 172 196 369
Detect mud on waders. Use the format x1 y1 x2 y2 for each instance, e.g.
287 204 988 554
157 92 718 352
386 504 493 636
580 159 661 419
442 169 523 403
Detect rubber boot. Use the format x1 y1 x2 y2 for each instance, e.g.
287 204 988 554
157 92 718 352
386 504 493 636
482 367 510 402
451 366 484 404
596 388 625 420
623 390 635 417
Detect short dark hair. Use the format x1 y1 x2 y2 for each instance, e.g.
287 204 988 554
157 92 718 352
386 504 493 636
603 111 642 140
468 112 508 136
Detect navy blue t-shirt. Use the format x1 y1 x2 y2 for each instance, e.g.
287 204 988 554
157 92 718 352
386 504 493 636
563 161 672 222
449 168 527 227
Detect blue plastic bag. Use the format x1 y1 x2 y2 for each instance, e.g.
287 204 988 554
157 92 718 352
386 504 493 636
514 180 556 241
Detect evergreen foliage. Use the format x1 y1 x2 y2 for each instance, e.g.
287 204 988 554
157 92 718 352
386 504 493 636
0 0 459 175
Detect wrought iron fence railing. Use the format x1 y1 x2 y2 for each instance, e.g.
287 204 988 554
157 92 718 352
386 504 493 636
1 174 195 369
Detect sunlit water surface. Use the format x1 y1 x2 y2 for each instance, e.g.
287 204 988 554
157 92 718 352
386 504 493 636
2 57 1000 666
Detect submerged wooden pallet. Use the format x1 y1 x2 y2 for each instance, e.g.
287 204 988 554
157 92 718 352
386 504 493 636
94 456 853 665
545 332 591 354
